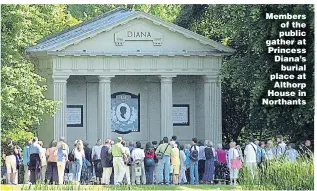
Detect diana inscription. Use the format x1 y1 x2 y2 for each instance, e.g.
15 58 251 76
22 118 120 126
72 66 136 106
127 31 152 38
114 25 163 46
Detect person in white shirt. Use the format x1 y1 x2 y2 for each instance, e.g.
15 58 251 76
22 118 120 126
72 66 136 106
228 142 240 185
38 141 47 182
266 141 275 161
92 138 103 184
244 137 257 179
179 145 187 184
131 141 146 185
73 140 85 184
276 135 287 158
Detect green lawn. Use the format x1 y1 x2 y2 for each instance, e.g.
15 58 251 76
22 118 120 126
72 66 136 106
1 184 242 190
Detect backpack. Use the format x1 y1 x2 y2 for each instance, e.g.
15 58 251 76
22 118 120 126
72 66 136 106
190 145 198 161
205 147 214 160
68 148 75 162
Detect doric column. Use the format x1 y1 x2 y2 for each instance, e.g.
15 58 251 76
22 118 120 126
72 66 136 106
160 75 175 139
98 75 114 142
204 75 222 145
53 75 69 140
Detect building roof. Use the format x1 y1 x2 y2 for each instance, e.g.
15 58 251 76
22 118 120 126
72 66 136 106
27 7 235 54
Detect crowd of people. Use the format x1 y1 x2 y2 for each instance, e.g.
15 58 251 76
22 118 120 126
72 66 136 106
1 135 313 186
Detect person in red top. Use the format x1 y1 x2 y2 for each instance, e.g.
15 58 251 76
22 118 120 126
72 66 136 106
144 142 155 184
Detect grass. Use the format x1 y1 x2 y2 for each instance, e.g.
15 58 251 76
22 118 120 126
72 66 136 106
239 155 314 190
1 184 241 190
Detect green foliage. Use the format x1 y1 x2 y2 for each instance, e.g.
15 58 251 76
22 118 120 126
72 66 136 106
66 4 120 21
176 5 314 144
1 5 80 144
239 156 314 190
134 4 182 22
67 4 182 22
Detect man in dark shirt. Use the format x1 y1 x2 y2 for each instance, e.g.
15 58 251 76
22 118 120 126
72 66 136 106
83 141 92 183
100 139 113 185
2 139 18 184
28 137 41 184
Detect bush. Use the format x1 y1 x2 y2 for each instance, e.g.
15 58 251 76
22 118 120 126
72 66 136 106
239 155 314 190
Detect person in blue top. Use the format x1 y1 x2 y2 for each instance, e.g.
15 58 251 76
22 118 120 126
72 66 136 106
28 137 42 184
23 140 32 184
57 142 68 185
184 144 191 183
258 141 268 168
276 135 287 158
285 143 299 162
189 138 199 185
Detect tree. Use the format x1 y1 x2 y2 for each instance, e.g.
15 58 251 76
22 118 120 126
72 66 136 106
175 5 314 145
1 5 79 145
67 4 182 22
66 4 120 21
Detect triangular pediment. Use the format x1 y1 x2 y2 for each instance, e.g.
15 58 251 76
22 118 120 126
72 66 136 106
27 8 234 55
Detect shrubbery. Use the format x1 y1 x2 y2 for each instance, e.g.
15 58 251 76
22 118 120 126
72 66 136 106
239 155 314 190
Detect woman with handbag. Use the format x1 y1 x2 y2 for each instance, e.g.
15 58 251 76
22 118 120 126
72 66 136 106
131 141 146 185
228 142 241 185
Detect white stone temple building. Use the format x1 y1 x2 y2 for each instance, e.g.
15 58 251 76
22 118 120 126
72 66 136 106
27 8 235 147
